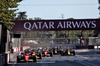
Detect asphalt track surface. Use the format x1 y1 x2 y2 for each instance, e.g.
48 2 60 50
7 49 100 66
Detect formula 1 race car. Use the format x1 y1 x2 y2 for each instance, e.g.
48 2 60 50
42 48 53 57
53 48 58 54
17 50 37 63
60 48 75 56
34 49 43 59
25 48 43 59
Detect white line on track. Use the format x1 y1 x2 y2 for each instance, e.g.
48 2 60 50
76 55 89 59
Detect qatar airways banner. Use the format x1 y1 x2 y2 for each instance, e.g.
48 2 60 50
11 19 100 31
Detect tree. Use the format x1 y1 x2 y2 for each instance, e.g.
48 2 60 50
16 11 27 20
34 17 42 20
29 18 33 20
0 0 23 29
98 0 100 4
93 0 100 37
93 30 100 37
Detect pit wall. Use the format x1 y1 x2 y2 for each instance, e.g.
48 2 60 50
0 53 10 66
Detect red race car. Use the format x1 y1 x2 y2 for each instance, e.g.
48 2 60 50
42 48 53 57
17 50 37 63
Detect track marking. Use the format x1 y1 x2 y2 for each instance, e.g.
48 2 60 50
76 60 89 66
76 60 98 66
76 55 89 59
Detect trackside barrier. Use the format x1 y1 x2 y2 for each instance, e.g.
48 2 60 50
18 47 21 51
0 54 7 66
2 54 5 66
20 47 23 51
94 45 100 49
12 46 30 53
76 45 94 49
12 47 18 53
7 53 10 64
16 48 18 52
22 46 30 51
0 54 3 66
12 48 16 53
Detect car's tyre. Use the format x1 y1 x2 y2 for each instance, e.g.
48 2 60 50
42 53 45 57
39 54 42 59
73 51 75 55
33 56 37 62
17 57 20 63
70 51 75 55
61 53 64 56
50 52 53 57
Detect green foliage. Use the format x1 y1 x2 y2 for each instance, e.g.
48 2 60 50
29 18 33 20
98 0 100 4
0 0 23 30
34 17 42 20
16 11 27 20
93 30 100 37
5 20 15 30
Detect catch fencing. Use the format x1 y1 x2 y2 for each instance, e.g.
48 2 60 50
21 37 100 48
